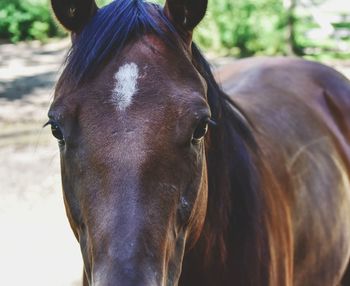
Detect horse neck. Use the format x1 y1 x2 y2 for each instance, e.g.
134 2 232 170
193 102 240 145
190 96 293 285
181 67 293 285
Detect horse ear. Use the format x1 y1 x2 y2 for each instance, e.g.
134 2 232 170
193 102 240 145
51 0 98 32
164 0 208 34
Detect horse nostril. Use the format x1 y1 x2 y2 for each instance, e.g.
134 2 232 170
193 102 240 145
78 223 86 241
181 196 190 210
178 196 191 225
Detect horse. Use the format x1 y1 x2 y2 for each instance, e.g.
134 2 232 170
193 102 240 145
48 0 350 285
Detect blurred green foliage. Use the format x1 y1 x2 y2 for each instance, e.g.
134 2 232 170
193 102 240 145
0 0 120 42
0 0 349 59
194 0 287 56
0 0 65 42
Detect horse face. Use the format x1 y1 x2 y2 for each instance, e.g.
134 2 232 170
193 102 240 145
48 1 209 282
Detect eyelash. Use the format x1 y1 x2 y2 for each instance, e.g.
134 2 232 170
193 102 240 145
44 120 65 145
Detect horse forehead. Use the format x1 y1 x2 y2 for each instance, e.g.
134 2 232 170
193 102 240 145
111 62 140 111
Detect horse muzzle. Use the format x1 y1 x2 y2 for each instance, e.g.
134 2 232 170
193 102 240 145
90 266 162 286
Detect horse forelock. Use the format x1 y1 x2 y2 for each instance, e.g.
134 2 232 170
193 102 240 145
61 0 175 85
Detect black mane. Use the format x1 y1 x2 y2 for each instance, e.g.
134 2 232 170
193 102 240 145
191 44 271 285
63 0 172 83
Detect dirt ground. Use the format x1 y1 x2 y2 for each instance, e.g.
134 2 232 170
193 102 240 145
0 39 83 286
0 39 349 286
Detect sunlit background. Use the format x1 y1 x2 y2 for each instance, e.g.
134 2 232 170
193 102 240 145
0 0 349 285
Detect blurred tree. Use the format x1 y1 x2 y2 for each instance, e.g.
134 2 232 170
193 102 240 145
283 0 327 56
284 0 299 54
0 0 65 42
194 0 288 57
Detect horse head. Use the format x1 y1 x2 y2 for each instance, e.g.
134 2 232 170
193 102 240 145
49 0 210 284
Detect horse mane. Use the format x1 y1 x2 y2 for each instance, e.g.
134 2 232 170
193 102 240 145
61 0 293 283
190 45 293 285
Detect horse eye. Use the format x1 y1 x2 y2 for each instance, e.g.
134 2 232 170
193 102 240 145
192 119 209 144
50 122 65 143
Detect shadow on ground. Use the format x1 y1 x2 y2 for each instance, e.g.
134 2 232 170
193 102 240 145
0 71 56 100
